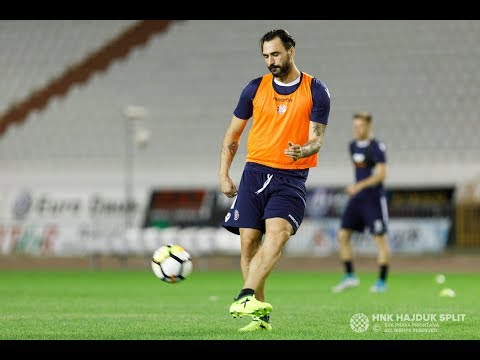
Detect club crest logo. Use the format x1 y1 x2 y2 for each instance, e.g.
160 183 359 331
350 313 369 333
277 104 287 114
352 153 366 163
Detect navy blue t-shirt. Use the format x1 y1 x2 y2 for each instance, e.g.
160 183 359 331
349 138 387 197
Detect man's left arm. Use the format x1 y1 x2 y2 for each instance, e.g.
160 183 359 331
284 121 327 161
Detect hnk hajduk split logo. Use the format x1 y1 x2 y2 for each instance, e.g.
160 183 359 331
350 313 466 334
350 313 369 333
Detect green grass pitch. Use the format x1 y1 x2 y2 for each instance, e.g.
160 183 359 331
0 269 478 340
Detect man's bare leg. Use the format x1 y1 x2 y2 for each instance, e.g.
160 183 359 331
236 228 272 331
332 228 360 292
242 218 292 291
230 218 293 318
239 228 264 300
370 234 390 292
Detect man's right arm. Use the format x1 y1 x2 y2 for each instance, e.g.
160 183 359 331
218 115 248 198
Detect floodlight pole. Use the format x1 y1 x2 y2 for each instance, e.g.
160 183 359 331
125 118 134 231
122 105 148 268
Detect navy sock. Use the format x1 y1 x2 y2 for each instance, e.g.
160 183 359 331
379 264 388 281
344 261 354 275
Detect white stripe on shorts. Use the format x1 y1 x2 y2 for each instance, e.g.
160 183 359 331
380 195 389 223
255 174 273 195
230 196 237 209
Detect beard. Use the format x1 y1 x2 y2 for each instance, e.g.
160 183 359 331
269 60 291 78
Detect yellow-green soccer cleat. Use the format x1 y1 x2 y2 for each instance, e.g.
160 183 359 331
229 295 272 318
238 317 272 332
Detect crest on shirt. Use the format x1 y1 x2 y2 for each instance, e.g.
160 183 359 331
277 104 287 114
352 153 366 163
352 153 367 168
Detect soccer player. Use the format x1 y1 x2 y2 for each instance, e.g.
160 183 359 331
218 29 331 332
332 111 390 293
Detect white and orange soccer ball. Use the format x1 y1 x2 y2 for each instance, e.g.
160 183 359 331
151 244 193 283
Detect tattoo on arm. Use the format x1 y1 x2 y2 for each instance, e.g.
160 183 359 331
222 141 239 157
219 133 240 176
301 123 326 158
313 123 326 138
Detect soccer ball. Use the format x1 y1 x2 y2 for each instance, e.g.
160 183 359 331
151 244 193 283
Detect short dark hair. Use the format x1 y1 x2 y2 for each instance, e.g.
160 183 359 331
260 29 296 52
353 111 372 124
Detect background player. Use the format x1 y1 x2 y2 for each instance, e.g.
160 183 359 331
332 111 390 293
218 29 330 331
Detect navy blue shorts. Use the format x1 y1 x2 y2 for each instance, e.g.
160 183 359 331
340 193 389 235
223 163 307 235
